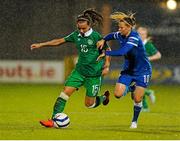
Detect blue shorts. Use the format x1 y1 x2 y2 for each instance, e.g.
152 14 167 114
117 74 151 88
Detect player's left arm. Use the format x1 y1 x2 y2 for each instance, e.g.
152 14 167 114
97 32 116 49
105 35 137 56
96 39 134 60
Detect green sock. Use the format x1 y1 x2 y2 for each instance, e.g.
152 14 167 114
142 96 148 109
94 95 105 108
52 97 67 118
145 89 154 96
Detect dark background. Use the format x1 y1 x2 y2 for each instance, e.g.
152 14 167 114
0 0 180 65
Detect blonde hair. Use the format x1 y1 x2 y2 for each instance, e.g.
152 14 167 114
110 12 136 27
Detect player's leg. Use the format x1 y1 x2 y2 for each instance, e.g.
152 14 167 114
52 69 84 117
85 92 110 108
130 86 144 128
130 74 151 128
84 76 110 108
129 82 136 100
142 95 149 112
114 74 132 98
114 83 126 98
52 86 76 117
40 69 84 127
40 86 76 128
145 89 155 104
142 89 155 112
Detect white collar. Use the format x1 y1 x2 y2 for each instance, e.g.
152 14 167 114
143 39 148 45
78 28 93 37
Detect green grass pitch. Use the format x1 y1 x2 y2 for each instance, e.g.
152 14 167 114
0 83 180 140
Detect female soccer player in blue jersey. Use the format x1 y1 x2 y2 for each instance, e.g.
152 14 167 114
97 12 152 128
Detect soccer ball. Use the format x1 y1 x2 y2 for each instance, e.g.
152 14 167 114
53 113 70 128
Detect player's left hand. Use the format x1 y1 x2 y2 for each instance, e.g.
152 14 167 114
96 39 105 50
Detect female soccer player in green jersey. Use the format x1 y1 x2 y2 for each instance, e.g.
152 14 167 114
137 26 161 112
31 8 111 128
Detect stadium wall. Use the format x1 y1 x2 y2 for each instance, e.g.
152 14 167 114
0 60 64 83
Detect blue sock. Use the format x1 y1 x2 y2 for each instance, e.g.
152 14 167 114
132 102 142 122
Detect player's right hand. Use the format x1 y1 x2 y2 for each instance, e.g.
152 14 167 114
96 52 105 61
30 43 42 50
96 39 105 50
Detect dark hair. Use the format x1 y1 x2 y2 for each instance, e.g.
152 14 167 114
76 8 103 27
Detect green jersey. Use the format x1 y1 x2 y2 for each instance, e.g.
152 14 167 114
144 40 158 57
64 29 107 77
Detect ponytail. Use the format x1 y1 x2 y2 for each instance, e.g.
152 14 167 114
77 8 103 27
110 11 136 27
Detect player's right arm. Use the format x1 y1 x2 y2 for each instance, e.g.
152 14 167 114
148 51 161 61
31 38 66 50
146 42 161 61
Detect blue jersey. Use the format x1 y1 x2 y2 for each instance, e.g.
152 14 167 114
104 30 152 76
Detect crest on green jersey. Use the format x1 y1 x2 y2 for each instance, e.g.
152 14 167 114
87 39 93 45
